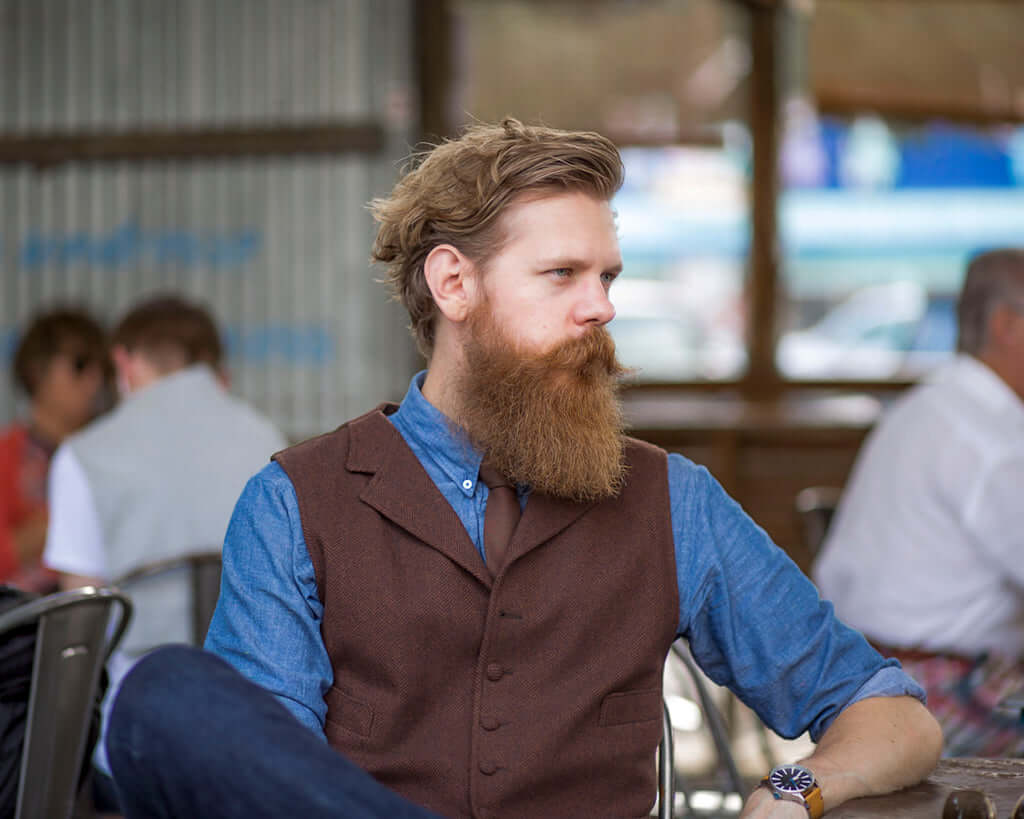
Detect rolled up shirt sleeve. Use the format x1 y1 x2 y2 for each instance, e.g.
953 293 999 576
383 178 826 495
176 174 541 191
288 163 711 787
668 453 925 742
205 461 332 739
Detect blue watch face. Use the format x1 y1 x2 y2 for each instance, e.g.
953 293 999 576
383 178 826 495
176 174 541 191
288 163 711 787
770 765 815 794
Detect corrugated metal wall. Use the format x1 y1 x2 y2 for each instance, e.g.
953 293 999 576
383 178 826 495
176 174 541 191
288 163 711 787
0 0 419 440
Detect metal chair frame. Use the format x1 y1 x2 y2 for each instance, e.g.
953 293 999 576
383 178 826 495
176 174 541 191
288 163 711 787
0 586 132 819
112 549 222 646
658 698 675 818
670 641 746 801
795 486 842 562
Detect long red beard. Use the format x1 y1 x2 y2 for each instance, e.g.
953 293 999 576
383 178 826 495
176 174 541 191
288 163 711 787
454 310 629 502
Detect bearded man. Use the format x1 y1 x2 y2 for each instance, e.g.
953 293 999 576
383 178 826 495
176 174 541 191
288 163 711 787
106 120 940 819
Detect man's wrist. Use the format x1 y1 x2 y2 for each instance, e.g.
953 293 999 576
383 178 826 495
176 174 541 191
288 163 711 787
743 786 810 817
759 764 824 819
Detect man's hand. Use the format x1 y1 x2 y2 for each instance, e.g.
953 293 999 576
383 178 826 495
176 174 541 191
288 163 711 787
740 786 809 817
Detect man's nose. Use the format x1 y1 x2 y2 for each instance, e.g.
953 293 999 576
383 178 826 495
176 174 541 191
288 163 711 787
574 276 616 327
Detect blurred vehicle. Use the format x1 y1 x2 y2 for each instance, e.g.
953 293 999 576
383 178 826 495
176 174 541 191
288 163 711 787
609 278 746 381
609 279 702 380
777 281 956 379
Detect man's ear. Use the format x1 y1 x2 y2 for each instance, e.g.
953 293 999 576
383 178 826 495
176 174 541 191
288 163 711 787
423 244 478 324
111 345 133 381
988 303 1021 349
111 345 158 394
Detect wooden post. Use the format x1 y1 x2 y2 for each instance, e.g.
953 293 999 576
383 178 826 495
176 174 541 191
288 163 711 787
415 0 455 143
744 0 783 399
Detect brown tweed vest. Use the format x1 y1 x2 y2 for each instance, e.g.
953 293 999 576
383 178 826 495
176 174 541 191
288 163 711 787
274 405 679 818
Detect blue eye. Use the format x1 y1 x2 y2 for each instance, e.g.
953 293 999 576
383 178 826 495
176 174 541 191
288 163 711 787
550 267 572 278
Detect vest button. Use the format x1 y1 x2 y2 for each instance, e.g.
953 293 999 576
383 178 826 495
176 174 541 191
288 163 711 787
485 663 504 681
479 761 498 775
480 716 500 731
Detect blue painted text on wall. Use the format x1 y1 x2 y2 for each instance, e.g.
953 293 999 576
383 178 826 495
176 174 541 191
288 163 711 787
6 222 261 271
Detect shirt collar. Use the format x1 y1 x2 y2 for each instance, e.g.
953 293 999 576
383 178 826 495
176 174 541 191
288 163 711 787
390 371 484 494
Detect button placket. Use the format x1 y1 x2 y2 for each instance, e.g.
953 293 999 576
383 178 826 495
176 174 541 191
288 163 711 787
474 595 524 805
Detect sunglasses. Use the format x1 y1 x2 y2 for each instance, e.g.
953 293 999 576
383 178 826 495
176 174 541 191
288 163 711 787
68 353 98 375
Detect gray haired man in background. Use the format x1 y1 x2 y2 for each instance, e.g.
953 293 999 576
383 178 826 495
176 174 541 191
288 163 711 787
816 248 1024 756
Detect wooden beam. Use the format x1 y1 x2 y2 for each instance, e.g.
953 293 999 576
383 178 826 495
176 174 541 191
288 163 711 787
743 1 784 400
817 88 1024 126
0 120 387 168
610 127 726 149
416 0 455 142
622 378 914 395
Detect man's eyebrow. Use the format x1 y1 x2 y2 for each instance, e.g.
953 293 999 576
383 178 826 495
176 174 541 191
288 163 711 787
538 257 623 275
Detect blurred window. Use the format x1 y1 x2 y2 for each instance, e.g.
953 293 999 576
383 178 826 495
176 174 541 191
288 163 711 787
446 1 1024 385
449 0 752 384
611 145 749 381
776 114 1024 380
450 0 748 144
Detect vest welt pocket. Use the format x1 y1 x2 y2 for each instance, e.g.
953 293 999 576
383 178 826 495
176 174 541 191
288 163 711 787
324 685 375 738
598 688 662 727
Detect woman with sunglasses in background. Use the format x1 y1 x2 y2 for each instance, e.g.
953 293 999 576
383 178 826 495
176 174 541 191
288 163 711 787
1 308 109 593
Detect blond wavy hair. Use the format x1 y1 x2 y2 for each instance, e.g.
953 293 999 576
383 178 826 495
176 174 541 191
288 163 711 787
371 118 624 357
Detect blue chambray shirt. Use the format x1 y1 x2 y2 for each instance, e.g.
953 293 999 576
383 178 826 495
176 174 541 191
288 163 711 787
206 372 923 745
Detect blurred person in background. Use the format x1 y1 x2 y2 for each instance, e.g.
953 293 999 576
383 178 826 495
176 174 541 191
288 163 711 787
815 248 1024 756
42 293 287 809
0 308 108 593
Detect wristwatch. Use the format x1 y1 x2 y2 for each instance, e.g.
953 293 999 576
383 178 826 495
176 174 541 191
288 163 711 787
759 764 824 818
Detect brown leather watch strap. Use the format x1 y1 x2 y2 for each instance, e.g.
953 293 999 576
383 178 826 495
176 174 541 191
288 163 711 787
805 784 824 819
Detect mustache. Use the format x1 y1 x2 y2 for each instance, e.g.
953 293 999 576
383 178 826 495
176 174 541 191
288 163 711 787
526 326 628 382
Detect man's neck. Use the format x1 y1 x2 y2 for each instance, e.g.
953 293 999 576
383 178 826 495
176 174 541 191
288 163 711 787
420 349 467 423
29 403 78 448
975 349 1024 404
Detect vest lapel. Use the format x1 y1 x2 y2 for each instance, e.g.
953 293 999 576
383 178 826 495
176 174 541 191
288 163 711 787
348 408 493 589
504 492 597 569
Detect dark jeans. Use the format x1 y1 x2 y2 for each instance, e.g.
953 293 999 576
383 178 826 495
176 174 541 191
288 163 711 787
106 645 439 819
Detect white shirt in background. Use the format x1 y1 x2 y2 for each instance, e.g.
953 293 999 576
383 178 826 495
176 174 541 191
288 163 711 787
814 354 1024 658
41 445 107 578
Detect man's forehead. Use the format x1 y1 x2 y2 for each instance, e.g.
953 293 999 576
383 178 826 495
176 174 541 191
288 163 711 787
503 188 614 218
499 192 619 248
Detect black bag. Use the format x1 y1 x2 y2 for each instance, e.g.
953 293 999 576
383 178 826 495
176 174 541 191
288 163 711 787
0 586 38 819
0 586 106 819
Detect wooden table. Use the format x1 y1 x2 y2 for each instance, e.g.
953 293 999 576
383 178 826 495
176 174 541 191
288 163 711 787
832 758 1024 817
622 390 881 572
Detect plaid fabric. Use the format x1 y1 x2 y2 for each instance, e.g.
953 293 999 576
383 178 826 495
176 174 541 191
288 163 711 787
884 648 1024 758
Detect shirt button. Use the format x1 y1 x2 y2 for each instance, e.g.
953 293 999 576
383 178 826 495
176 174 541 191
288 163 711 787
481 716 500 731
486 663 504 681
479 761 498 776
462 479 473 490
